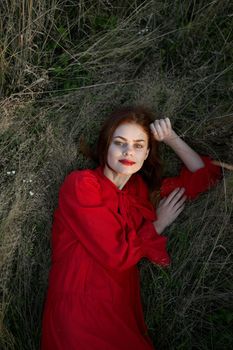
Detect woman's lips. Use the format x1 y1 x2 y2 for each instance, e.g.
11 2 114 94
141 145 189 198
119 159 136 166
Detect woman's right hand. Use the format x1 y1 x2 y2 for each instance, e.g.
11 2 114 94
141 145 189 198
153 188 187 234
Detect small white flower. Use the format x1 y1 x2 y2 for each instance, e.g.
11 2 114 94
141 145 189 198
29 179 33 183
29 191 34 196
138 27 150 35
7 171 11 175
12 170 16 174
23 179 26 183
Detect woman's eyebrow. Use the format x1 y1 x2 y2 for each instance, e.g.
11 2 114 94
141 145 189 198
113 136 146 142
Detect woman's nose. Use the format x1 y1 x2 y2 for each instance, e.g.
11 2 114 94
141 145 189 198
123 144 134 156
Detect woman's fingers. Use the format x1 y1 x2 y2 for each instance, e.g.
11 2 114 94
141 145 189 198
165 117 171 130
155 120 164 139
158 197 167 207
159 119 168 134
160 188 187 218
164 187 185 205
150 123 160 139
173 195 187 212
150 118 173 141
155 188 187 233
173 203 185 218
150 122 162 141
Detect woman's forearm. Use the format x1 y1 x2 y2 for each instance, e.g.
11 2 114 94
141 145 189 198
163 131 205 172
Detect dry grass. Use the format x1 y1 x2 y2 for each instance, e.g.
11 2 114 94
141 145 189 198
0 0 233 349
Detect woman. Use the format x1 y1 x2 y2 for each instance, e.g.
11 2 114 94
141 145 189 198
41 106 221 350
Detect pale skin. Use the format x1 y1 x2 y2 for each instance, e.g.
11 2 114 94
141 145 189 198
104 118 205 234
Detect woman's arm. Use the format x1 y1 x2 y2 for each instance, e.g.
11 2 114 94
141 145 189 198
150 118 204 172
150 117 204 234
150 117 222 234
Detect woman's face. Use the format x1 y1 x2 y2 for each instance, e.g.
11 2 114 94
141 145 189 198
105 122 150 176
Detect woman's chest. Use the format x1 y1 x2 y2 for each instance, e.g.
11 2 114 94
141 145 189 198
101 188 151 230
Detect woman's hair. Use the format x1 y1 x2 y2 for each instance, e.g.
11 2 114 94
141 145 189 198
80 105 163 201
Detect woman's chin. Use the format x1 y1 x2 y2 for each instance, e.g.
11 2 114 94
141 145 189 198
116 165 140 175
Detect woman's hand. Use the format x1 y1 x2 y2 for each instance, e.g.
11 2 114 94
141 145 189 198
150 118 176 143
153 188 187 234
150 118 205 172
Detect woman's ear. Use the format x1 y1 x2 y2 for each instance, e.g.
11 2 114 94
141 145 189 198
144 148 150 160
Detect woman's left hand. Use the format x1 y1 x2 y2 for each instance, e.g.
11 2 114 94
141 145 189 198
150 118 175 142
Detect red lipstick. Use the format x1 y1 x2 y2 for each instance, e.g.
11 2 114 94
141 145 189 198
119 159 136 166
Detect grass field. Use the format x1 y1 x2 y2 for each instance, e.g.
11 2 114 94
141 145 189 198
0 1 233 349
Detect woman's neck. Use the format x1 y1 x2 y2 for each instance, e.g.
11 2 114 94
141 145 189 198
103 165 131 190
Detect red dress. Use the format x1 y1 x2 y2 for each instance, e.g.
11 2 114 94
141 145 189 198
41 156 221 350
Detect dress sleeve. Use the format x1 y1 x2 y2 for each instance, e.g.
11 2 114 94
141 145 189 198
160 155 222 200
57 171 169 272
138 221 170 266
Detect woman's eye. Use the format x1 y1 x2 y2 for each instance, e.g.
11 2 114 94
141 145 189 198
114 141 124 146
114 141 143 149
113 141 144 149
